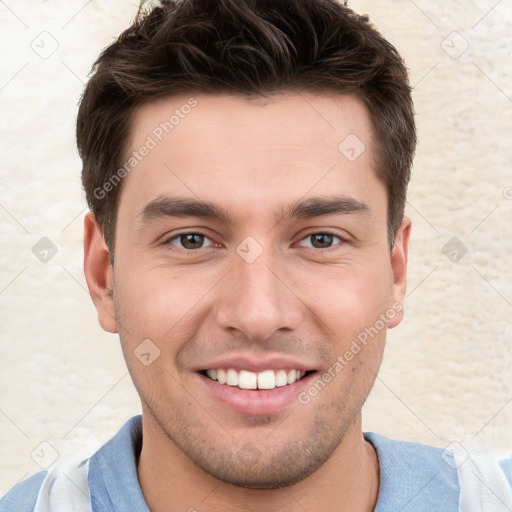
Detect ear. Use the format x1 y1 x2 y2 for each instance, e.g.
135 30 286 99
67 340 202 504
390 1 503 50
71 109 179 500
83 212 117 333
388 217 411 329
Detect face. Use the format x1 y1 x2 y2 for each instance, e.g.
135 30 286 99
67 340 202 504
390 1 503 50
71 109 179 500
85 92 409 489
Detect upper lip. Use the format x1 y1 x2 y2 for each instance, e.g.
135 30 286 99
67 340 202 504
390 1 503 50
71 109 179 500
195 354 315 373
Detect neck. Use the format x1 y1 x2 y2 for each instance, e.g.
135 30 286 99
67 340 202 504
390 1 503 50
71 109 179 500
137 411 379 512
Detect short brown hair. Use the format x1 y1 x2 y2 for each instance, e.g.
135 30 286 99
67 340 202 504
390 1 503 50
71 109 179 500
77 0 416 257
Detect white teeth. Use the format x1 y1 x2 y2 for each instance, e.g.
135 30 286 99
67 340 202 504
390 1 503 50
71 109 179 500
226 368 238 386
275 369 288 387
204 368 308 390
257 370 276 389
217 368 226 384
238 370 257 390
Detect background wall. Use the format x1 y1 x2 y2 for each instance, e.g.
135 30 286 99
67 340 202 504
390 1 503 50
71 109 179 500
1 0 511 495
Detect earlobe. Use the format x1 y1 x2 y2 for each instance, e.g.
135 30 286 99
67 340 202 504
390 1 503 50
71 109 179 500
83 212 118 333
388 217 411 329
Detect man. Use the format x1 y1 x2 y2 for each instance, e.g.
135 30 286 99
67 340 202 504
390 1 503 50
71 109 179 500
1 0 511 510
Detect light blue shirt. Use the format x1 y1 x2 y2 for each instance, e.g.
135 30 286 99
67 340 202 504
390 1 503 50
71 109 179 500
1 415 511 511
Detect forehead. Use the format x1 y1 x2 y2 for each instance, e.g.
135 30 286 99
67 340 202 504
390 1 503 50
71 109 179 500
118 92 385 225
130 91 375 154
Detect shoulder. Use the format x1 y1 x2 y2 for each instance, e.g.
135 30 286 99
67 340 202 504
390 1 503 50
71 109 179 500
0 416 143 512
0 460 91 512
365 432 459 512
365 432 461 475
366 432 512 512
0 470 48 512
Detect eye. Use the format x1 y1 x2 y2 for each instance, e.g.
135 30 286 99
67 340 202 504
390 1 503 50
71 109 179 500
166 232 216 250
297 232 344 249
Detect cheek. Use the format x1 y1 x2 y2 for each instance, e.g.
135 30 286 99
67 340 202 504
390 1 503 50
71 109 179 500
294 259 393 341
113 262 222 348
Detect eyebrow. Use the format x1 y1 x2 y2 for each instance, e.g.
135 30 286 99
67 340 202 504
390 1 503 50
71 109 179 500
283 195 371 220
136 194 371 226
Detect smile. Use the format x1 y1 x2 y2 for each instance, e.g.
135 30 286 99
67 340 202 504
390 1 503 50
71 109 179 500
203 368 308 390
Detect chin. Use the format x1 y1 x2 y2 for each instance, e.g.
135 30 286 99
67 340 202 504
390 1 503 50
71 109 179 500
200 456 322 490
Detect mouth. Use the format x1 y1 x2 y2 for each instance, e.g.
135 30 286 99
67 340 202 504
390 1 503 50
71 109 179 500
201 368 311 390
197 366 317 415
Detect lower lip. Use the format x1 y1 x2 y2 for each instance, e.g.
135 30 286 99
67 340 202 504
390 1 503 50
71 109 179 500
197 372 316 415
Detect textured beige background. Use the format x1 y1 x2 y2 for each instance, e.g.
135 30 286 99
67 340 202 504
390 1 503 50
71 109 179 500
1 0 511 495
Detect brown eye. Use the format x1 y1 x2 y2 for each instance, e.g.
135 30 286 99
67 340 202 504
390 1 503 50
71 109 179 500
310 233 334 248
168 233 214 250
297 232 342 249
180 234 204 249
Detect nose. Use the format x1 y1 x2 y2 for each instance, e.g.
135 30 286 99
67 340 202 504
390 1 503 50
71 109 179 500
214 245 304 342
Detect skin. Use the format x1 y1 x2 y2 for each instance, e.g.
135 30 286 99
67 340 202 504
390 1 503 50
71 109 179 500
84 92 410 512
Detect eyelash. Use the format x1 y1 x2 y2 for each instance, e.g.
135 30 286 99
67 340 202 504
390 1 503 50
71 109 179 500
163 230 346 252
